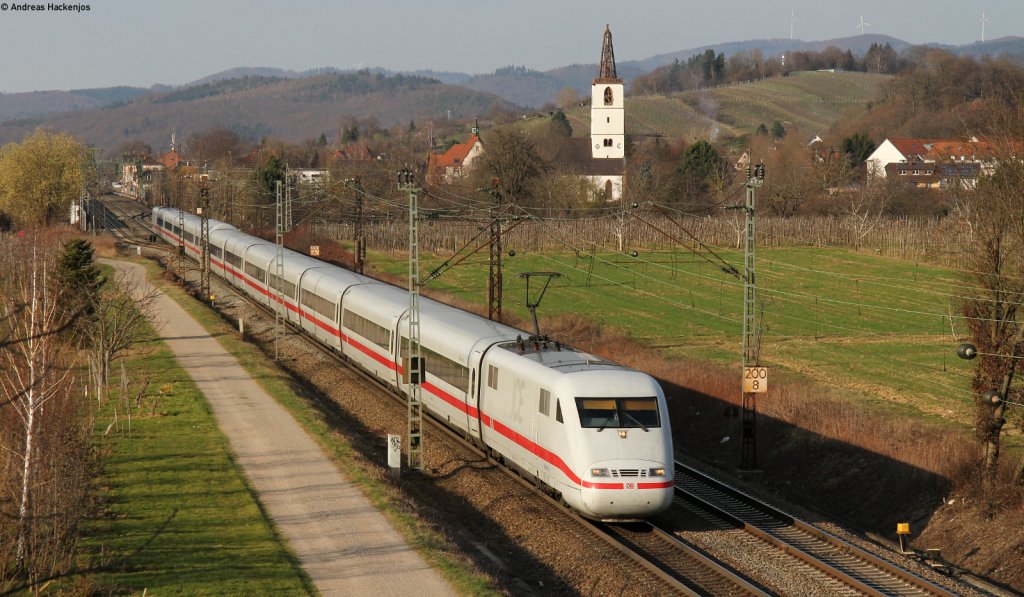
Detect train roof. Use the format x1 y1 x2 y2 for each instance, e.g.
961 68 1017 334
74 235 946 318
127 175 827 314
495 339 630 374
419 302 521 349
302 263 378 296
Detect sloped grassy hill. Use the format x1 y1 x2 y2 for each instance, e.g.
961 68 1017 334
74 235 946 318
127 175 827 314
566 71 891 142
0 72 516 154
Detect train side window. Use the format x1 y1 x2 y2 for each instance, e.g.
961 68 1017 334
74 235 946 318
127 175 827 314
487 364 499 390
555 400 563 423
539 389 550 416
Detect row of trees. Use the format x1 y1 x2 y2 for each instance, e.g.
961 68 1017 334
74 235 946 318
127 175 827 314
631 43 902 95
0 234 156 590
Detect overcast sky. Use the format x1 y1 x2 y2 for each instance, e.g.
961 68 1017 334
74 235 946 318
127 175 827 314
0 0 1020 93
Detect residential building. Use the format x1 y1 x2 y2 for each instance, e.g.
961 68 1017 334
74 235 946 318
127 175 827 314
866 136 1012 189
426 120 484 184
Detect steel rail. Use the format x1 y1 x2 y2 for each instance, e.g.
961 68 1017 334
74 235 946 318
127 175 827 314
675 462 957 597
105 200 697 595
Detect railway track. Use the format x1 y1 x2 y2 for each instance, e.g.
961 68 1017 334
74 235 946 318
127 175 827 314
596 520 770 596
674 463 958 596
92 194 160 246
95 198 976 596
99 201 758 595
199 263 714 594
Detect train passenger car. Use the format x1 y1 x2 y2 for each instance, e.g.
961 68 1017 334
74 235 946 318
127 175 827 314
394 306 521 438
339 283 408 387
297 265 369 351
151 207 675 521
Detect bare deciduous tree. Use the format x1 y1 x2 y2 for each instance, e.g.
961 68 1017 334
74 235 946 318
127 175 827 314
962 150 1024 489
479 128 545 205
0 234 88 585
843 179 893 248
82 270 160 403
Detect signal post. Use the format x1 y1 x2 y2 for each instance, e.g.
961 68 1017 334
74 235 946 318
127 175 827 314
398 168 425 471
740 163 765 472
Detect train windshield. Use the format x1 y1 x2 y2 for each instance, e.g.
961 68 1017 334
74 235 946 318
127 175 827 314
575 397 661 429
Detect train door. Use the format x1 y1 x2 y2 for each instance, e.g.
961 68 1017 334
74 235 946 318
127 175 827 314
390 312 405 390
466 349 483 441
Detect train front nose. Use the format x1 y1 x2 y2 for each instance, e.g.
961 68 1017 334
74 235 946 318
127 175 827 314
580 460 674 520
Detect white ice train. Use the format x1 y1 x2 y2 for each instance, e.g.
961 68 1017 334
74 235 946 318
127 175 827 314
151 207 674 520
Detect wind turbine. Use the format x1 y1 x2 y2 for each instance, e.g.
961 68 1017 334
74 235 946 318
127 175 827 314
979 10 991 43
855 15 870 36
789 9 798 40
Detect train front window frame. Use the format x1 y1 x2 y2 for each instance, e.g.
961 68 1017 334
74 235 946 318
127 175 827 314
575 397 660 429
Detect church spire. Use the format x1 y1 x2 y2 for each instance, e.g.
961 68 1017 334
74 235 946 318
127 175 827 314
595 24 620 83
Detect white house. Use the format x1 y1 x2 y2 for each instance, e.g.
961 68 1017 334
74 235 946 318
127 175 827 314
867 137 957 178
866 136 996 187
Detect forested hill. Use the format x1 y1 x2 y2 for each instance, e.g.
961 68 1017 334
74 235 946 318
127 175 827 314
0 72 516 154
0 86 153 123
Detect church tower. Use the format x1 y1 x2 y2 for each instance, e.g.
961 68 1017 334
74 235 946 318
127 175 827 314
591 25 624 160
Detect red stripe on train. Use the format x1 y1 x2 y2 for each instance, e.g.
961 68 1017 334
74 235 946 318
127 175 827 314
160 220 666 492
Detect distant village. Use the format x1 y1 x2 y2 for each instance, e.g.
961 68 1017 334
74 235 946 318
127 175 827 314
114 26 1014 221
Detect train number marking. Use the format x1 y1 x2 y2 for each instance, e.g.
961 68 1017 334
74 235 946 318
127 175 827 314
743 367 768 393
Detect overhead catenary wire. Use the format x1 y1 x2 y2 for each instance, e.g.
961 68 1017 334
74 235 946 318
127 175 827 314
189 172 1001 402
517 209 978 401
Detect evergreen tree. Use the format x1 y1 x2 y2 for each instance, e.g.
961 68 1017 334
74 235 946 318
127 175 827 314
57 237 103 330
771 120 786 139
841 133 876 170
675 140 724 182
254 155 287 200
342 124 360 143
548 110 573 138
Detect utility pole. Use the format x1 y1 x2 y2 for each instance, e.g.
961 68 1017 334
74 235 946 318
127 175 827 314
285 172 294 231
347 177 366 274
274 178 289 360
739 163 765 472
398 167 424 471
486 179 503 321
176 202 185 279
199 181 211 301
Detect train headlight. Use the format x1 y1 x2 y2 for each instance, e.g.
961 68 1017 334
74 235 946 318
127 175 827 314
590 468 610 477
649 468 666 477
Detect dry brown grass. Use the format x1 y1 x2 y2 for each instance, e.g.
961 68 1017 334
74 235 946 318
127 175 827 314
350 252 988 527
540 312 979 485
358 266 981 488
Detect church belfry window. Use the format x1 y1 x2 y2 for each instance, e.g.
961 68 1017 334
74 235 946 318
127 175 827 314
604 87 613 106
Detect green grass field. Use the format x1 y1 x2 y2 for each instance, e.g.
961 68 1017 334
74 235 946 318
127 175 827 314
367 244 976 427
81 337 312 595
78 259 497 595
566 71 891 140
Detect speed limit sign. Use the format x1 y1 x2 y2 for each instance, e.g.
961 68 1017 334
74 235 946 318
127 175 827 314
743 367 768 393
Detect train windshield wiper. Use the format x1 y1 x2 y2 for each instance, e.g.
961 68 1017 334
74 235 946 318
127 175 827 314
621 411 649 432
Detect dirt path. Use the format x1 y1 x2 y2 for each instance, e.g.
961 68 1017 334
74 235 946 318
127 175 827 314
104 259 455 596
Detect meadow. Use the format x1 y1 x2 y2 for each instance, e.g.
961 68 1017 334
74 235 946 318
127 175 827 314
80 334 312 595
366 243 978 429
566 71 892 141
75 258 497 595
